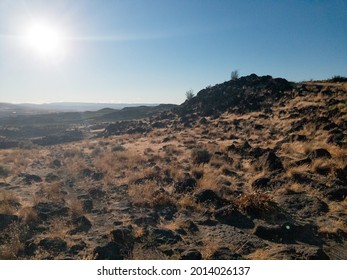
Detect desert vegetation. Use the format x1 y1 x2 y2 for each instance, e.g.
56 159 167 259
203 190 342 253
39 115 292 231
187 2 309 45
0 74 346 259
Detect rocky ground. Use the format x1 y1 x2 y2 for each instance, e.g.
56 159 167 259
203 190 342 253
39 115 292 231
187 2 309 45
0 74 346 259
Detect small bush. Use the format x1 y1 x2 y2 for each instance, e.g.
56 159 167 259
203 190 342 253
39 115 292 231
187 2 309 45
330 76 347 83
191 148 211 165
0 165 10 178
231 70 239 81
112 144 126 152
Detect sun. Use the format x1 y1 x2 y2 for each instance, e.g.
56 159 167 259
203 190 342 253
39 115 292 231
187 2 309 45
23 20 66 60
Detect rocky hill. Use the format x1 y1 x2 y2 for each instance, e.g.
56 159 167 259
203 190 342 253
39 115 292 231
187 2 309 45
0 74 346 260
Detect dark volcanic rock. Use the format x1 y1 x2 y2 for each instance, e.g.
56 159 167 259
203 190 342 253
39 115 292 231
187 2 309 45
67 216 92 235
34 202 69 221
308 148 331 160
22 174 42 184
0 213 18 230
149 228 182 244
195 189 227 208
254 223 321 245
209 247 244 260
94 226 134 260
111 226 134 245
276 193 328 218
82 199 93 213
252 177 271 190
38 238 67 253
45 173 60 183
93 241 126 260
174 178 197 193
259 151 283 171
180 249 202 260
323 185 347 202
266 245 329 260
89 187 106 199
68 241 87 255
214 205 254 229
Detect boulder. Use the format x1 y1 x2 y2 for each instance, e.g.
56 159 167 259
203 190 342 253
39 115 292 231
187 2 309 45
174 178 197 193
180 249 202 260
38 238 67 253
214 205 254 229
0 214 18 230
259 151 283 171
209 247 243 260
33 202 69 221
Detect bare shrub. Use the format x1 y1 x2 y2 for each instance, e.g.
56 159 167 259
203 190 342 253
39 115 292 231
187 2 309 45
191 148 211 165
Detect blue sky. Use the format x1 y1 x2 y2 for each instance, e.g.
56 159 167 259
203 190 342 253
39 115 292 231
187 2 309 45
0 0 346 104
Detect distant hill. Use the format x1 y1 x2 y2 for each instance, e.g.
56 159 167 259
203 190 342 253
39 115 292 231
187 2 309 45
0 103 177 126
0 102 163 118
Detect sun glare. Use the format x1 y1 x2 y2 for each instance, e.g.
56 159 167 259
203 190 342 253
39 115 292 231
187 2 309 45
23 20 66 61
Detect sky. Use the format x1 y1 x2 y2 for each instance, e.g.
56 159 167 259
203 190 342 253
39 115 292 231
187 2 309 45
0 0 346 104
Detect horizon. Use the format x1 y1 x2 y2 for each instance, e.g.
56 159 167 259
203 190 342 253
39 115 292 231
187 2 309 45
0 0 346 104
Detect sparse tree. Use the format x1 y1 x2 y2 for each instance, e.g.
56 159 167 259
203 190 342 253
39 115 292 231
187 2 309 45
185 89 194 101
231 70 239 80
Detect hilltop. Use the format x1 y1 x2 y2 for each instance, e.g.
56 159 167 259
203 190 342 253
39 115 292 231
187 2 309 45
0 74 346 260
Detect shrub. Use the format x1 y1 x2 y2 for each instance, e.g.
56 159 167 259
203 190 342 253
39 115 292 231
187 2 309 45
185 89 194 101
112 144 126 152
0 165 10 178
191 148 211 164
231 70 239 80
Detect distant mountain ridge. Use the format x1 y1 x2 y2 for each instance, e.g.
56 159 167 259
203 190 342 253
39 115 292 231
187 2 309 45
0 102 162 118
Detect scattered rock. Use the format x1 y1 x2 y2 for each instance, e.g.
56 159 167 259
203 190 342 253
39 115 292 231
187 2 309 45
68 216 92 235
82 199 93 213
323 185 347 202
195 189 227 208
45 173 60 183
174 178 197 193
68 241 87 255
0 214 18 230
93 241 127 260
209 247 244 260
22 174 42 184
266 245 329 260
252 177 271 190
52 159 62 168
259 151 283 171
149 228 182 244
254 222 321 245
308 148 331 160
180 249 202 260
38 238 67 253
276 193 328 218
89 187 106 199
33 202 69 221
214 205 254 229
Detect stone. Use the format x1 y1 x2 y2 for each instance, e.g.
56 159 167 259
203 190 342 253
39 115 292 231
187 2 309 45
33 202 69 221
209 247 243 260
174 178 197 193
259 151 283 171
214 205 254 229
22 174 42 184
149 228 182 245
252 177 271 190
67 216 92 235
180 249 202 260
38 238 67 253
0 214 18 230
195 189 227 208
308 148 331 160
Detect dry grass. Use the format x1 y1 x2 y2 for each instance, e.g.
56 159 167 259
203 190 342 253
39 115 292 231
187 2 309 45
0 223 28 260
